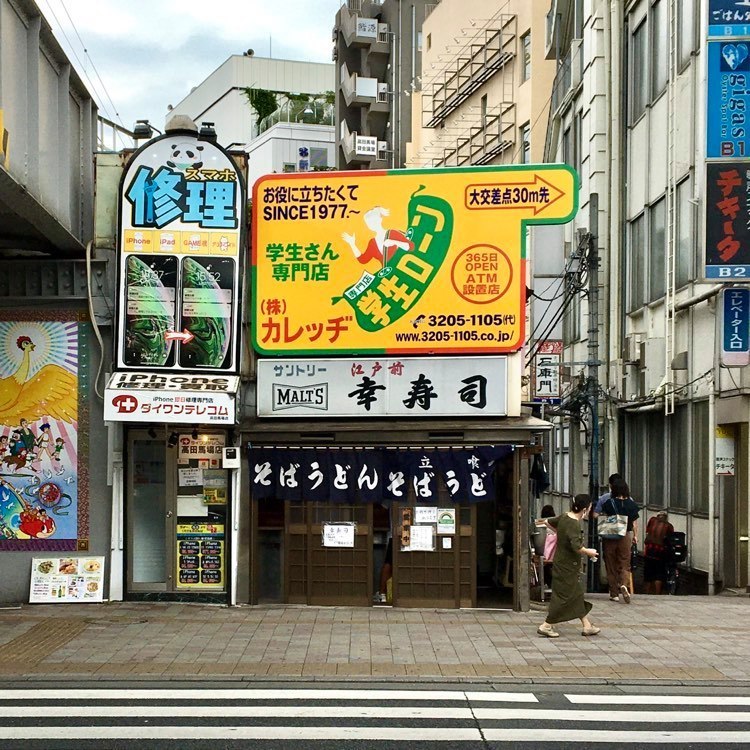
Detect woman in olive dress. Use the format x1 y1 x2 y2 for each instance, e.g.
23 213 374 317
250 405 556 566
537 494 600 638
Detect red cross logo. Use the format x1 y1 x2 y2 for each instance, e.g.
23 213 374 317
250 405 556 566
112 394 139 414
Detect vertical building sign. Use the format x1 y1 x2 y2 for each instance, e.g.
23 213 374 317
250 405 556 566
721 286 750 364
706 40 750 159
705 163 750 278
707 4 750 280
532 340 563 404
116 132 244 372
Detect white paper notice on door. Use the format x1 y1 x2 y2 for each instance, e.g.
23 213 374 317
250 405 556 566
322 523 356 548
179 467 203 487
404 525 435 552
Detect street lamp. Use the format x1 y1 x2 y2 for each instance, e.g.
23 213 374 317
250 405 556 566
132 119 163 141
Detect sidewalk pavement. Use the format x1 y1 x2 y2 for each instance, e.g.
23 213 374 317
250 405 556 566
0 593 749 685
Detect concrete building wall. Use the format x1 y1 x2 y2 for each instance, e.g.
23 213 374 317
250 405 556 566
246 122 335 191
407 0 555 169
168 56 334 149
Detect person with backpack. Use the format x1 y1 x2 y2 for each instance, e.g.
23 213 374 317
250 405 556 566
643 510 675 595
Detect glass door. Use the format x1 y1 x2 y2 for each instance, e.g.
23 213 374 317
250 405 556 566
126 429 229 596
127 430 171 592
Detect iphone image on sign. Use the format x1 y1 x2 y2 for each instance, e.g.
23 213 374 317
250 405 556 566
124 255 177 367
179 256 234 369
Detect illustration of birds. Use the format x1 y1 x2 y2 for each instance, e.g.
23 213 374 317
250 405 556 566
0 336 76 425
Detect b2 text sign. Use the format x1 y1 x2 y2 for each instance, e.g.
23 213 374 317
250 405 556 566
252 165 577 355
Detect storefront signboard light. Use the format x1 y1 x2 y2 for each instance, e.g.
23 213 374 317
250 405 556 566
532 340 563 403
721 287 750 364
705 162 750 279
103 373 239 424
707 41 750 160
116 131 244 372
257 356 512 417
708 1 750 38
715 424 736 475
252 164 578 355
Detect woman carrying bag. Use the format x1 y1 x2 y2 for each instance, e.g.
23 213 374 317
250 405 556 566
537 494 601 638
600 478 640 602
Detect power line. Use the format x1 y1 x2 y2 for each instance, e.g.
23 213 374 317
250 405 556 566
37 0 128 149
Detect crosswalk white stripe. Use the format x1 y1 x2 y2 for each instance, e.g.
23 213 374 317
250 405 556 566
566 694 750 706
0 705 475 719
2 705 748 722
0 726 482 741
0 688 537 703
482 729 750 743
473 708 750 723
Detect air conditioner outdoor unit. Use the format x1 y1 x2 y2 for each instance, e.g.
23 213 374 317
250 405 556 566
623 333 642 365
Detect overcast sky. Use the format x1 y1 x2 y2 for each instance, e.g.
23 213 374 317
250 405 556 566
38 0 342 136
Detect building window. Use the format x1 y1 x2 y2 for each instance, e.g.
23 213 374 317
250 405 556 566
628 213 645 311
649 197 666 301
669 405 689 509
691 400 709 513
631 20 648 121
426 33 431 51
651 0 668 96
676 177 693 287
646 413 666 505
520 122 530 163
481 94 488 127
417 31 423 52
562 126 571 166
573 110 583 174
626 415 646 504
310 147 328 169
522 31 531 82
678 0 696 68
282 163 296 173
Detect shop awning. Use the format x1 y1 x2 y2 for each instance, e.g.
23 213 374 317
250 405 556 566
104 372 239 425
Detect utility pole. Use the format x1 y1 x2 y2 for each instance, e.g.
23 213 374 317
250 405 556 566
586 193 600 592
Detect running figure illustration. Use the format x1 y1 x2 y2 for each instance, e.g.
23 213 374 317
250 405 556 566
341 206 414 269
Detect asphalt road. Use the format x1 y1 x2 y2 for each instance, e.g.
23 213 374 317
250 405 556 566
2 680 750 749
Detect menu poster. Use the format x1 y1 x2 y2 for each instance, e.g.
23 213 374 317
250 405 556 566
176 523 224 589
29 556 105 603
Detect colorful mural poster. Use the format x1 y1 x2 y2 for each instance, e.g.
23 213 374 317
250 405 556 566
0 315 86 551
252 165 578 356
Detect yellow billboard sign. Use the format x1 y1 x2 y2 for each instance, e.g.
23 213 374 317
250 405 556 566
252 165 577 355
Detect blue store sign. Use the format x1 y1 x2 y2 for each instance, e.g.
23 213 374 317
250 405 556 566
707 40 750 158
722 287 750 366
709 1 750 38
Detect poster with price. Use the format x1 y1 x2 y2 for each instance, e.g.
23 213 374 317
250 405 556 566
176 523 224 589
